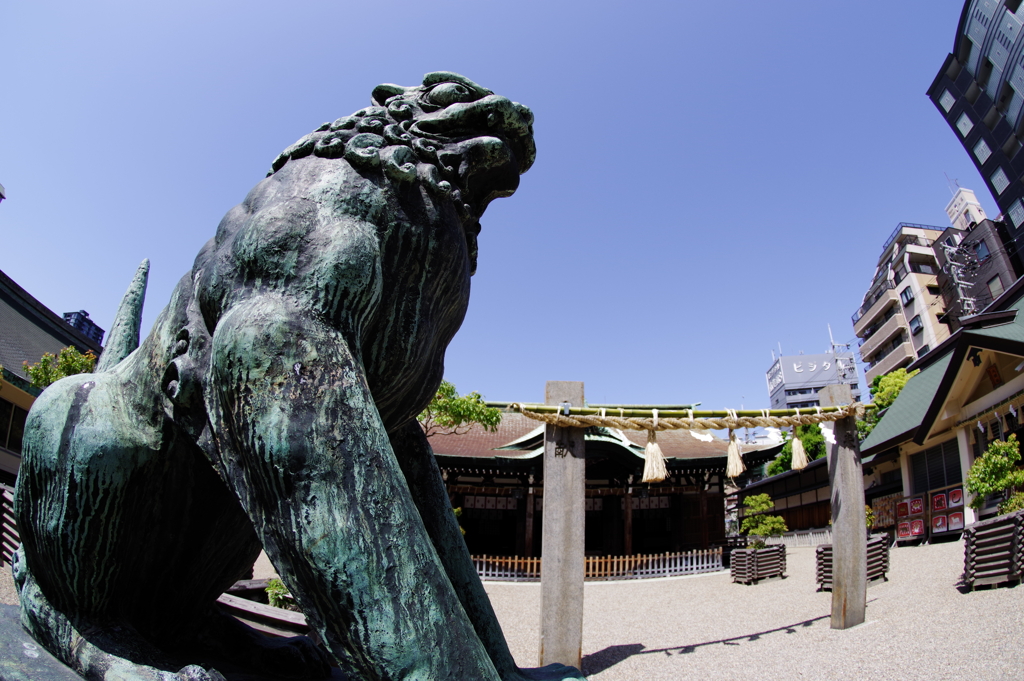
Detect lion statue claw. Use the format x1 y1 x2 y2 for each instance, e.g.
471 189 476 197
14 73 584 681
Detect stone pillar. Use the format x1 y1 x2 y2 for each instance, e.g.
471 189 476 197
539 381 585 669
819 384 867 630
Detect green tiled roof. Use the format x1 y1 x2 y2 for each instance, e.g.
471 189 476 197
860 352 952 454
969 299 1024 343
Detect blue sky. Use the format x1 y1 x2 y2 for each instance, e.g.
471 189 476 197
0 1 992 410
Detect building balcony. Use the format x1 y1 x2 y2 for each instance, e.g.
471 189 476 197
901 243 936 260
853 286 898 334
865 341 915 384
858 314 908 361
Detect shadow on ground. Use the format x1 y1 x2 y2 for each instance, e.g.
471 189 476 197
580 614 830 676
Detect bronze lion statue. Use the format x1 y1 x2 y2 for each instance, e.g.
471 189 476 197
13 72 584 681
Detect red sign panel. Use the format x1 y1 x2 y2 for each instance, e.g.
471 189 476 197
932 493 947 512
910 519 925 536
949 489 964 507
948 512 965 531
897 521 912 538
932 515 948 533
897 502 910 518
909 498 925 515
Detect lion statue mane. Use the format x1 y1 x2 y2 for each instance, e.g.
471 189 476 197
12 72 584 681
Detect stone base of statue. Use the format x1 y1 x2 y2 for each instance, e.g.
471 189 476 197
0 604 355 681
0 604 83 681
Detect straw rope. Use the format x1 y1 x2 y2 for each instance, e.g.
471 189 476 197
507 403 864 431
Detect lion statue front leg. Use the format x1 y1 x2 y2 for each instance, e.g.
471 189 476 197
206 296 505 680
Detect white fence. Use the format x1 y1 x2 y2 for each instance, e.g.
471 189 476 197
765 527 833 548
473 548 723 583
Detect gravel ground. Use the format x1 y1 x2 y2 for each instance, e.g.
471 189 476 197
2 539 1021 680
485 539 1024 680
0 561 15 606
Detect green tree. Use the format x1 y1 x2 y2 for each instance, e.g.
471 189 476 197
857 368 919 441
23 346 97 389
740 493 788 549
418 380 501 438
965 434 1024 514
766 424 827 476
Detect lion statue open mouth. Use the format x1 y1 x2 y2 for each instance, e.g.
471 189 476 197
13 73 584 681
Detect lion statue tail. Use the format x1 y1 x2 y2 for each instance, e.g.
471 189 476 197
96 258 150 372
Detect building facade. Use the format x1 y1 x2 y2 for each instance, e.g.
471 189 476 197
0 268 102 485
860 275 1024 541
854 223 953 384
936 220 1023 331
928 1 1024 241
765 350 860 411
62 310 105 346
430 413 782 557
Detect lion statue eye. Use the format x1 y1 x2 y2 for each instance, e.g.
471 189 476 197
426 82 477 107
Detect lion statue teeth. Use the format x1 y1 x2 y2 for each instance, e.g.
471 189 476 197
13 73 585 681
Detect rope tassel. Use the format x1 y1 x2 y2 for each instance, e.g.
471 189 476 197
642 409 668 483
726 414 745 479
790 428 808 471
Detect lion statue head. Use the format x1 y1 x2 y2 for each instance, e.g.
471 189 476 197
267 71 535 274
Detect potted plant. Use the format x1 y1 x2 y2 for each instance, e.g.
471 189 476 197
816 505 891 590
732 493 788 584
962 435 1024 589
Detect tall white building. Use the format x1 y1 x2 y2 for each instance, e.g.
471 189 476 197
945 187 987 231
853 223 952 385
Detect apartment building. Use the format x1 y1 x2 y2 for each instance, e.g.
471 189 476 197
854 224 952 385
932 188 1024 330
928 1 1024 245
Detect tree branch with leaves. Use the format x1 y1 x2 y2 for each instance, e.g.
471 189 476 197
418 380 501 438
966 434 1024 514
23 346 97 389
857 367 918 441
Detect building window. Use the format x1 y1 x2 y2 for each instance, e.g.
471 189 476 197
909 315 923 335
900 286 915 305
918 344 931 358
1010 199 1024 228
909 440 962 495
975 240 991 261
927 285 941 296
894 263 908 284
975 138 993 163
939 89 956 112
957 112 975 136
0 397 29 455
991 167 1011 194
988 274 1005 299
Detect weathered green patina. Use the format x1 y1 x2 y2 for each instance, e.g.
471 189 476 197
13 73 584 681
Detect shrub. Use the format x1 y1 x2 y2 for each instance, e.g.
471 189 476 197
23 346 97 389
965 435 1024 513
265 578 295 610
740 493 788 549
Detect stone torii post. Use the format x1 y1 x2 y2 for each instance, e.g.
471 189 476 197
819 383 867 629
539 381 586 669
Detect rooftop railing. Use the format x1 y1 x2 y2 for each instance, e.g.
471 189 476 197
880 222 945 254
852 281 896 324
